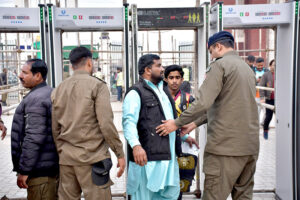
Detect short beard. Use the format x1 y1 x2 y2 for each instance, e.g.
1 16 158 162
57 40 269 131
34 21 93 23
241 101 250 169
151 73 163 85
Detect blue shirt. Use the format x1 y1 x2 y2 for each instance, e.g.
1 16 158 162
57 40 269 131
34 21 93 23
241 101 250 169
122 79 180 194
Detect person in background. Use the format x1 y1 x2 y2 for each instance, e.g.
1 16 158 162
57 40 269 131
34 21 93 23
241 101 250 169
180 65 191 94
0 68 8 106
0 103 7 140
254 57 268 84
246 55 256 72
259 59 275 140
93 67 105 81
116 67 123 101
254 57 268 124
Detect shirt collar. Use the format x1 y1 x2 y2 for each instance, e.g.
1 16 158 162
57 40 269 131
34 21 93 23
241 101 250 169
73 70 91 76
144 79 163 89
223 50 238 57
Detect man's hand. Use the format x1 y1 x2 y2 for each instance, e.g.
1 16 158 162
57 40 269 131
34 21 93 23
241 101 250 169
117 157 126 178
156 120 178 136
17 174 28 189
260 98 265 104
180 122 197 136
133 145 147 166
0 122 7 140
185 136 200 149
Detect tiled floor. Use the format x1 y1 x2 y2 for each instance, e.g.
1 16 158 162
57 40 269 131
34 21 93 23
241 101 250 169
0 102 276 199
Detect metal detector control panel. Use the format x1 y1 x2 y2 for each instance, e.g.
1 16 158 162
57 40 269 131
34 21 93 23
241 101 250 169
137 7 204 29
223 3 291 28
54 8 124 30
0 8 40 31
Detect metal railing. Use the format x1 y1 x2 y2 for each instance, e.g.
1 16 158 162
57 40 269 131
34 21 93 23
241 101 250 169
256 86 275 111
0 84 26 113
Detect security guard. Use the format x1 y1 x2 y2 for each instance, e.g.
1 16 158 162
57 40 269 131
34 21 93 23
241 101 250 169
51 47 125 200
156 31 259 200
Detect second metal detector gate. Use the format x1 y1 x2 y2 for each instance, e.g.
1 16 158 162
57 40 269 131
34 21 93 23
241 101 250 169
130 4 211 198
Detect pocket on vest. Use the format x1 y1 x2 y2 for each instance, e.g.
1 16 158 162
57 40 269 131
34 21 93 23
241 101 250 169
149 130 170 155
145 101 161 125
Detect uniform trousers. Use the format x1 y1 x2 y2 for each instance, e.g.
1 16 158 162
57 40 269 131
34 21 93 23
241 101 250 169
202 152 258 200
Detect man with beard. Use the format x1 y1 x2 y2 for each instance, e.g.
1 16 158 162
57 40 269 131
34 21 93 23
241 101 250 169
123 54 186 199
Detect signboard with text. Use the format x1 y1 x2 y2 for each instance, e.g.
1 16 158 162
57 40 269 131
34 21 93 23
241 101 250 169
223 3 291 28
137 7 204 29
0 8 39 31
54 8 124 30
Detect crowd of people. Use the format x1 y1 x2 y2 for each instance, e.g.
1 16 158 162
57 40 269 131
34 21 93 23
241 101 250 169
246 55 276 140
0 30 276 200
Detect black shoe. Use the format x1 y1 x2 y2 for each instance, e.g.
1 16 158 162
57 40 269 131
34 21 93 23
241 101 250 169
263 131 268 140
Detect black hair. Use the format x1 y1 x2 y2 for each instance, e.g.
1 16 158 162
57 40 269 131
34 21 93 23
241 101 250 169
256 57 264 63
69 46 92 69
213 39 234 48
26 58 48 80
269 59 275 66
247 55 255 62
164 65 184 78
138 54 160 75
117 67 122 72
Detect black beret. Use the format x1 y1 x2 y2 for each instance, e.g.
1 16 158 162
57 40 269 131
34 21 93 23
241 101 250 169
207 31 234 49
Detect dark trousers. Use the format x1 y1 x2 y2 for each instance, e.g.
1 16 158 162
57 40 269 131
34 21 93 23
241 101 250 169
117 86 122 101
263 99 275 131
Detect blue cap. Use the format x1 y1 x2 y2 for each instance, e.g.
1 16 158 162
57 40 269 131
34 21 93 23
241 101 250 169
207 31 234 49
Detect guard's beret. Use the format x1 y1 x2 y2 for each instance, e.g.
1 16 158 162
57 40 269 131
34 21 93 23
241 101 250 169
207 31 234 49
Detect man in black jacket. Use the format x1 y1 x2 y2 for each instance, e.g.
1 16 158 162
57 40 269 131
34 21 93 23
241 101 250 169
11 59 59 200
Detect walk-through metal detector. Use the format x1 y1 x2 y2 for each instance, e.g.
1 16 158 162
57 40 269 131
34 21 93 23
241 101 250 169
130 3 211 198
43 5 128 88
0 6 46 69
210 1 299 199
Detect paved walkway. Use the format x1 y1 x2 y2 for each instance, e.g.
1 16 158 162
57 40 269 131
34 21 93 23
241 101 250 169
0 102 276 199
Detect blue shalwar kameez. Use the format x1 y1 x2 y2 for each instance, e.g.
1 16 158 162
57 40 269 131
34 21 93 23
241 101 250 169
122 80 180 200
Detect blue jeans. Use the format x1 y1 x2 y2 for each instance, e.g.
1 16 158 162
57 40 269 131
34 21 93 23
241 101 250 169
117 86 123 101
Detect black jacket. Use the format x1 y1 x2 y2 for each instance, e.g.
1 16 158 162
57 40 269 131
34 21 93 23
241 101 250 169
11 82 59 177
127 78 182 162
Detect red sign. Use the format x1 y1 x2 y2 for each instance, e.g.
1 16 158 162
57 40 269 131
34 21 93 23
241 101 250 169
79 15 83 20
